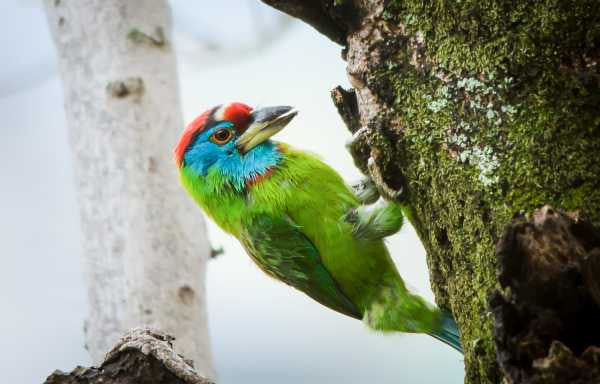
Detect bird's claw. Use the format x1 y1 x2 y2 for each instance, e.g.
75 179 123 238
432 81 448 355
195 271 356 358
349 177 380 204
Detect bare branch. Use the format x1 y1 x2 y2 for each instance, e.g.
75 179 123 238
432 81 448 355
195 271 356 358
260 0 348 45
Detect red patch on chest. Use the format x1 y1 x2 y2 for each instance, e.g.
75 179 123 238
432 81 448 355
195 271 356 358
245 145 286 188
246 167 276 189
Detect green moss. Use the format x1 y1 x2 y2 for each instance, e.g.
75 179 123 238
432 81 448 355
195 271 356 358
127 26 165 47
387 0 599 74
372 1 600 383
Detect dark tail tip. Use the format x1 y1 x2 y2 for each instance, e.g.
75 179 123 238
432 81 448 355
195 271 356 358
428 310 463 354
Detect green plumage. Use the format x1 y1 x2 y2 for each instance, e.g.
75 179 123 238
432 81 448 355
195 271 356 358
181 142 461 350
242 214 361 319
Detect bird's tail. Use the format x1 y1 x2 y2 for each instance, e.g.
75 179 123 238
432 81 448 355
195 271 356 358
428 310 463 354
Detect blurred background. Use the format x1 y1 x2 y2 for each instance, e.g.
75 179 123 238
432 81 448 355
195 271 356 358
0 1 463 383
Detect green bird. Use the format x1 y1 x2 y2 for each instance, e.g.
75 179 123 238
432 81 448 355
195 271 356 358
174 102 462 353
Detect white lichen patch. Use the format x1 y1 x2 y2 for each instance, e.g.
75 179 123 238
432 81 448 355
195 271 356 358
463 146 500 187
425 71 518 187
447 129 499 186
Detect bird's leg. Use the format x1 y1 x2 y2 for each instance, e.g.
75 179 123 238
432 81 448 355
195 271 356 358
341 103 407 239
343 198 404 240
345 126 384 205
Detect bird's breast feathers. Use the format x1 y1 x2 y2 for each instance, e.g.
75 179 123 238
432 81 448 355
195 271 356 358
181 143 358 235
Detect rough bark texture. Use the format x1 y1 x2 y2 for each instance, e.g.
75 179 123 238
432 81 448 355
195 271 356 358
263 1 599 383
44 328 214 384
44 0 214 378
490 205 600 384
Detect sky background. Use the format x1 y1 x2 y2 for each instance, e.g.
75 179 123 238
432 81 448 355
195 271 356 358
0 1 464 383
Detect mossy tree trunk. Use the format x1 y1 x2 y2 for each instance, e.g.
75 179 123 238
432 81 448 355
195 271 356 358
262 1 600 383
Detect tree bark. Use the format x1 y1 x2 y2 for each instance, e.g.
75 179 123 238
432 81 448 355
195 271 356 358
490 205 600 384
44 328 214 384
262 1 600 383
44 0 214 378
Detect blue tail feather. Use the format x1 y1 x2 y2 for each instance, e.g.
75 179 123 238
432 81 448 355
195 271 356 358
428 310 463 354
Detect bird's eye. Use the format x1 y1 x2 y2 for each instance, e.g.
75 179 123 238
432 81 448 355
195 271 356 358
210 128 233 145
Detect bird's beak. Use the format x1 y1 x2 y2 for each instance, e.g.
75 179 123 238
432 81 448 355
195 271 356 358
236 106 297 154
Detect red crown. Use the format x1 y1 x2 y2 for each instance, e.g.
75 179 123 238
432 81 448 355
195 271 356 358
174 102 252 167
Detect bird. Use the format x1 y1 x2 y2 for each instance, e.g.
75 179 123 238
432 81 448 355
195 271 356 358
174 102 462 353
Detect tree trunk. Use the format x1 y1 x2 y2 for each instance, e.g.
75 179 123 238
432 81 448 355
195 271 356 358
261 1 600 383
44 0 215 378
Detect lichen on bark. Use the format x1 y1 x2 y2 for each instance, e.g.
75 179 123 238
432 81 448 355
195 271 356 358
264 0 599 383
373 2 599 380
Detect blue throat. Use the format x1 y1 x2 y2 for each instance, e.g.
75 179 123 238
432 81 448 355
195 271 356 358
215 141 282 191
184 134 282 191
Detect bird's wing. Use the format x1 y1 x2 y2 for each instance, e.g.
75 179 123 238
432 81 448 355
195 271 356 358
240 214 362 319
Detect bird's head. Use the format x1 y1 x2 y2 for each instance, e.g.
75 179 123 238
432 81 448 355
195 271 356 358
174 102 297 190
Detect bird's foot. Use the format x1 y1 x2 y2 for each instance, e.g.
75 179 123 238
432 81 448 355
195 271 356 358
343 198 404 240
